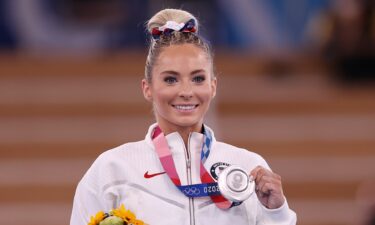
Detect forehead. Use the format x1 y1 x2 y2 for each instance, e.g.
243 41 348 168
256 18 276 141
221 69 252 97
153 44 211 73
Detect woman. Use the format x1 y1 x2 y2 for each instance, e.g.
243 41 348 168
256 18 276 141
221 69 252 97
70 9 296 225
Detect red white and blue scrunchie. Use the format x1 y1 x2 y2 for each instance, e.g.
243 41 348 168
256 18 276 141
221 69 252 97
151 19 197 40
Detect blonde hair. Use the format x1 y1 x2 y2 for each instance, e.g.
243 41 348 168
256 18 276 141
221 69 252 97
144 9 213 83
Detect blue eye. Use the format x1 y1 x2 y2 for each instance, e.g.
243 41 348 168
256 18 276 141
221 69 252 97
193 76 205 83
164 76 177 84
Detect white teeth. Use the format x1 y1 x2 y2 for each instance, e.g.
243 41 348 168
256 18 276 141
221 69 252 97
174 105 196 110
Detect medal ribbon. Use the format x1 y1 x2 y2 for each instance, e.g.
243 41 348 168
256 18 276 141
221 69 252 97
152 125 240 209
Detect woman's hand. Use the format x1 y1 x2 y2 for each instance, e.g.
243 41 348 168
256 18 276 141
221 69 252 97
250 166 285 209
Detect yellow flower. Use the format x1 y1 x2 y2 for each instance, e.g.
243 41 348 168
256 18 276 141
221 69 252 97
111 204 146 225
88 211 105 225
133 219 145 225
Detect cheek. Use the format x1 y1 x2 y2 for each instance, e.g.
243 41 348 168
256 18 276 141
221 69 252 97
152 89 173 105
196 88 214 102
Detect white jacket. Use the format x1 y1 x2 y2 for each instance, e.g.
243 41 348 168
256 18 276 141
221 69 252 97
70 124 296 225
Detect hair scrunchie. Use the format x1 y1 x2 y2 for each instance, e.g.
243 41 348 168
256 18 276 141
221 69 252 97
151 19 197 40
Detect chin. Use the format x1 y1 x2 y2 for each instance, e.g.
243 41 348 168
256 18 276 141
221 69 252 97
173 119 202 129
158 113 204 131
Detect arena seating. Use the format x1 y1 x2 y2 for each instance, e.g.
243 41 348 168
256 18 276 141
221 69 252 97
0 53 374 225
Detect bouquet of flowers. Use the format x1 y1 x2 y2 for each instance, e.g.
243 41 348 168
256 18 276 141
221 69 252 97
88 204 147 225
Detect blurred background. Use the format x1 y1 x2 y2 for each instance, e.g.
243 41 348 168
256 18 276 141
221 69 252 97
0 0 375 225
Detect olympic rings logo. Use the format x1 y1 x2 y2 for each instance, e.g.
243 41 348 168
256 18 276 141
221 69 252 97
183 186 200 196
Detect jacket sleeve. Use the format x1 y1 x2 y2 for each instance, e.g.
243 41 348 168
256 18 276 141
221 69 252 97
70 179 103 225
256 199 297 225
70 157 106 225
250 152 297 225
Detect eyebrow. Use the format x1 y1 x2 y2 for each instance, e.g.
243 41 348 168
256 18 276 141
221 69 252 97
160 69 207 76
191 69 206 75
160 70 179 76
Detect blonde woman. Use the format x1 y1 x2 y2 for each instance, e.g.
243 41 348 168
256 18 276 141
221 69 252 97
70 9 296 225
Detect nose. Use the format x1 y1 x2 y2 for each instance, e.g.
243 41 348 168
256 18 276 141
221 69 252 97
179 81 193 99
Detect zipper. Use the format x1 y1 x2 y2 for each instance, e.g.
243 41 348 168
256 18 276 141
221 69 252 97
183 133 195 225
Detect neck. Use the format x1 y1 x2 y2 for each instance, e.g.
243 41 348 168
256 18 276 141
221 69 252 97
176 127 198 146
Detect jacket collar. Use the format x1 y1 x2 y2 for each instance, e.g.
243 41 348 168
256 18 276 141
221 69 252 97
145 123 216 153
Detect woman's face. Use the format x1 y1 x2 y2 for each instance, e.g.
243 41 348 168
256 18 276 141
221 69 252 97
142 43 217 134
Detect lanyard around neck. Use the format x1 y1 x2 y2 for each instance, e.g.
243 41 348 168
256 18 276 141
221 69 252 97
152 125 240 209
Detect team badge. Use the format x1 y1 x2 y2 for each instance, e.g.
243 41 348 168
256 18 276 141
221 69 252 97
210 162 230 180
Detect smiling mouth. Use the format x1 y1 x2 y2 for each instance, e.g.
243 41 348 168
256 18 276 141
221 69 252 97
172 104 198 111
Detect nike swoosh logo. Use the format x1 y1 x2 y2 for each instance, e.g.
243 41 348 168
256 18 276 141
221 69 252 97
144 171 166 179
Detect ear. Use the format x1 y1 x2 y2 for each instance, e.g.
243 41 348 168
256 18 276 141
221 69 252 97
141 79 153 102
211 77 217 98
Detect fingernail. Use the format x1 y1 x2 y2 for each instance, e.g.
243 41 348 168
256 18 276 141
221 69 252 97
249 175 254 182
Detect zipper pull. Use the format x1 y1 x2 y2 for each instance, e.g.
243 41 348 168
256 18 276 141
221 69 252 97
187 158 191 169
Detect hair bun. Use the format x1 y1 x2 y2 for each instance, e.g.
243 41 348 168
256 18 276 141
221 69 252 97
147 9 199 35
151 19 197 40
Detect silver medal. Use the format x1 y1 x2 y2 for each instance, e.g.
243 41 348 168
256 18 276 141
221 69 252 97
218 165 255 202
